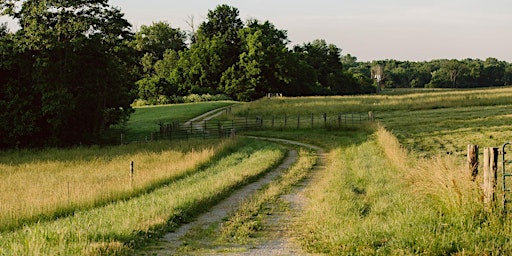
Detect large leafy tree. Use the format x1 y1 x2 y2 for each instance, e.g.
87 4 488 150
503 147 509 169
221 19 291 101
132 21 186 104
181 4 243 93
0 0 136 147
294 39 362 95
133 21 186 59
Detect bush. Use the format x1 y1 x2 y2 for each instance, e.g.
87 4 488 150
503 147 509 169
133 94 232 106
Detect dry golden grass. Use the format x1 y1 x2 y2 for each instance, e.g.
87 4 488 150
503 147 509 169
376 126 481 214
0 140 232 231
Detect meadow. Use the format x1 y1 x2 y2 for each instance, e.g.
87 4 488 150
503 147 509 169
125 101 236 141
3 87 512 255
0 139 284 255
203 87 512 254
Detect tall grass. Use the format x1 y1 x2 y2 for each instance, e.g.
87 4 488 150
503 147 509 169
0 139 235 232
0 139 284 255
296 127 510 254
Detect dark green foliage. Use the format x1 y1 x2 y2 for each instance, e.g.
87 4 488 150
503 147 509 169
360 58 512 89
0 0 136 148
133 5 374 103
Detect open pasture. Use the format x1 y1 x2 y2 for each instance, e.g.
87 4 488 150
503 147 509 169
233 86 512 157
126 101 236 141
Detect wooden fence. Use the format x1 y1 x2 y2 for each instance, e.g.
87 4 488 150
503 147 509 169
146 112 374 141
468 144 507 213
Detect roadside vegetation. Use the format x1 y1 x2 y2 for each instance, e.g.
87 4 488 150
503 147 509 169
295 128 495 254
2 87 512 254
205 89 512 254
0 139 284 255
170 147 318 254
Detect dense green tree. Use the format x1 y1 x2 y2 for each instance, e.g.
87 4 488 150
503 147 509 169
505 63 512 85
133 21 186 59
0 0 136 147
180 4 243 93
293 39 364 95
197 4 243 45
221 20 290 101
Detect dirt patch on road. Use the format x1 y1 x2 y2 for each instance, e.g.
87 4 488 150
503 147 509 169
138 149 298 255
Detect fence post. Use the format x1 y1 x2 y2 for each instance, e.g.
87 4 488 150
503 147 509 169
323 113 327 128
338 113 341 128
369 111 374 121
483 147 498 210
468 144 479 180
130 161 134 185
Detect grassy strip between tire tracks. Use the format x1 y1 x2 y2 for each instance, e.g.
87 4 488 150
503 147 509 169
0 139 284 255
170 146 318 254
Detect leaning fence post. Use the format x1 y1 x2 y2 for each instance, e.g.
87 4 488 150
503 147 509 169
468 144 479 180
483 147 498 210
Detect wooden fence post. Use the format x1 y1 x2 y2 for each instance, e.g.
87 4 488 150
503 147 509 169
467 144 479 180
130 161 134 186
483 147 498 210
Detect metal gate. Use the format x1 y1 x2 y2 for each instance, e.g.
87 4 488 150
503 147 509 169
502 142 512 213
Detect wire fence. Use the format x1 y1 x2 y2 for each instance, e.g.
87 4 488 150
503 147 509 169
139 112 374 142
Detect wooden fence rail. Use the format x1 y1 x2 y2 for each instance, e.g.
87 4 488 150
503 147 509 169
142 112 374 142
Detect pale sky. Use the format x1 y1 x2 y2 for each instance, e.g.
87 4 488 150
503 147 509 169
3 0 512 62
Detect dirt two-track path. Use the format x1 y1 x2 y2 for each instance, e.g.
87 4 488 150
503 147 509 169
139 109 325 256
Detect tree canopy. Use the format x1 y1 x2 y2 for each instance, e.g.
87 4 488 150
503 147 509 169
0 0 136 148
1 2 510 148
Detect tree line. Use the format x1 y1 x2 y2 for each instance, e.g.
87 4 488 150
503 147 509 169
1 1 511 148
350 58 512 90
132 4 372 105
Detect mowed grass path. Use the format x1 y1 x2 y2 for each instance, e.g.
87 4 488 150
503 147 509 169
0 139 285 255
126 101 236 141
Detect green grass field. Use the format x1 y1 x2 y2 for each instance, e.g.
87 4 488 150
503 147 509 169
125 101 236 142
3 88 512 255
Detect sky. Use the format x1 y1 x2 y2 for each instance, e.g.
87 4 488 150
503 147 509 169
3 0 512 62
